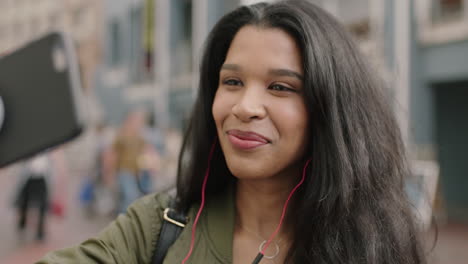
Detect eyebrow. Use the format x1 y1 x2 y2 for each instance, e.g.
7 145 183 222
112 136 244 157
268 68 303 81
221 63 303 81
221 64 241 71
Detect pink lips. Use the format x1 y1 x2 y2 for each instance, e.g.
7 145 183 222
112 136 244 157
227 129 270 150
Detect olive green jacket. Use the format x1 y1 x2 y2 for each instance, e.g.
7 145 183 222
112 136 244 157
37 189 235 264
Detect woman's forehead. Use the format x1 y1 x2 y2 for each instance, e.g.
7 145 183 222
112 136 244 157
223 25 303 75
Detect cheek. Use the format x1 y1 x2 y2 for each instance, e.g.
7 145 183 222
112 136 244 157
295 109 309 144
274 102 309 143
212 90 227 127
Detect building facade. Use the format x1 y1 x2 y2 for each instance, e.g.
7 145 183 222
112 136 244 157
0 0 103 92
0 0 105 171
94 0 240 128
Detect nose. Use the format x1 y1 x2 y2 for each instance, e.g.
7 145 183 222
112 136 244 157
231 85 267 122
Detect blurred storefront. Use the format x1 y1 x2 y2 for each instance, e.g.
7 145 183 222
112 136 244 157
411 0 468 223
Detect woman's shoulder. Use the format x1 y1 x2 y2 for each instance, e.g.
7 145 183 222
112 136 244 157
122 191 173 230
134 191 173 211
37 191 176 264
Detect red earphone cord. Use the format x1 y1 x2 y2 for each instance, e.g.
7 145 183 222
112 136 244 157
181 140 217 264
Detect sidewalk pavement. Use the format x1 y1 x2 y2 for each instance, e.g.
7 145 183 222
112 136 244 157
427 222 468 264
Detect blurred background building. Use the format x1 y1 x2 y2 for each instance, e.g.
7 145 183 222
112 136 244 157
0 0 467 263
0 0 103 93
94 0 239 130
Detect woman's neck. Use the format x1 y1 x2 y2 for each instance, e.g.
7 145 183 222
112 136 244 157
235 176 298 241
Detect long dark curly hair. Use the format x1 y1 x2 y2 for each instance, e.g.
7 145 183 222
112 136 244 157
175 1 426 263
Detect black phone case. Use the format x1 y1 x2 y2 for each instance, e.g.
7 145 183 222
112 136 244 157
0 32 84 167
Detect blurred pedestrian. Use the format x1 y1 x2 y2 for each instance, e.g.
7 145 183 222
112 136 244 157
15 147 69 242
106 109 159 213
15 154 50 241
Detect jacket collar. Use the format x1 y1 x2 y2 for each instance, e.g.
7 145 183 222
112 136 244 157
201 185 235 262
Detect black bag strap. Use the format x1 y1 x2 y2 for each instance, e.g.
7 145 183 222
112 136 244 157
151 198 188 264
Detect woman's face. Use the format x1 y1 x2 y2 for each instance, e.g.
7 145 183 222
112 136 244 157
212 25 309 181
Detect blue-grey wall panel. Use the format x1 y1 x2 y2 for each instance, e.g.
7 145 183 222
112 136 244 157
410 0 435 146
422 39 468 82
434 81 468 222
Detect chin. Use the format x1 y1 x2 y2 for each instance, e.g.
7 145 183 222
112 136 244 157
225 157 275 180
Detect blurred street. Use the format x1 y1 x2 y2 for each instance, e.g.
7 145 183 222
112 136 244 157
426 223 468 264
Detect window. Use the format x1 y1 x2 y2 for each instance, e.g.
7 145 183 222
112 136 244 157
0 25 4 40
337 0 371 40
347 19 371 40
0 25 5 52
109 21 122 66
48 14 60 31
433 0 464 23
417 0 468 44
170 0 193 81
129 6 144 81
74 7 84 28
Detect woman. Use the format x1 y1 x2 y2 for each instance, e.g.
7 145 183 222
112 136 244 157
38 1 426 263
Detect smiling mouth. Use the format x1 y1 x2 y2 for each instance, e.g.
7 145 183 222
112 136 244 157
226 130 270 150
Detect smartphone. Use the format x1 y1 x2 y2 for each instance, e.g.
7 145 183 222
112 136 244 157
0 32 85 168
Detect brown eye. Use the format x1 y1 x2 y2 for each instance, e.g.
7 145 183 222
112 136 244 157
223 79 243 86
269 83 296 93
